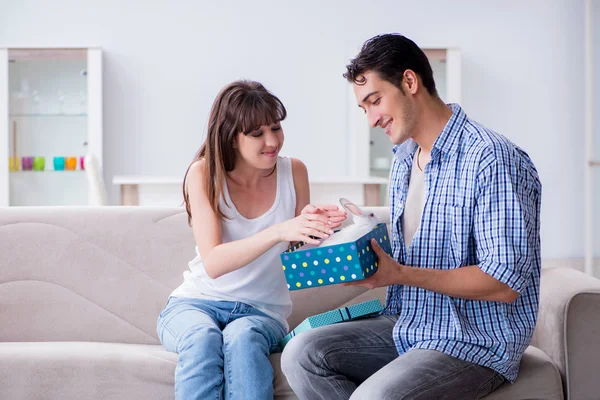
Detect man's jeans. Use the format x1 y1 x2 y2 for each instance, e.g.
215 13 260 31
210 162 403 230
157 297 286 400
281 315 505 400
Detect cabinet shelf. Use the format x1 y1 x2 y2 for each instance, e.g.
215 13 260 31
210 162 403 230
9 114 87 118
1 46 103 206
370 167 390 172
10 170 85 173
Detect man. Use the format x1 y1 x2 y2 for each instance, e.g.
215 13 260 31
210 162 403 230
281 33 541 399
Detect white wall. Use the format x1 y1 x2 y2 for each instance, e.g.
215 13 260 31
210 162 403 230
0 0 585 260
593 0 600 256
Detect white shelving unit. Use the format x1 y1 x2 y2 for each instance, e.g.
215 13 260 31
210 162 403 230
112 175 390 207
346 48 462 203
584 0 600 275
0 47 103 206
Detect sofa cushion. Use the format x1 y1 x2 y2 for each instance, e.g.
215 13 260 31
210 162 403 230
482 346 563 399
0 342 297 400
0 342 175 400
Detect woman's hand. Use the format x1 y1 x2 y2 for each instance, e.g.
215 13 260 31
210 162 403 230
274 213 335 245
301 204 347 229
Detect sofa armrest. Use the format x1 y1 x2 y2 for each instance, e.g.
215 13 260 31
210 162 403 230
531 268 600 399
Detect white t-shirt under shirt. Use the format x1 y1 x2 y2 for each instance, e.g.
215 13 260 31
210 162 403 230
171 156 295 330
402 148 427 251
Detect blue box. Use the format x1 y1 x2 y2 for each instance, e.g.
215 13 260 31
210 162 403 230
280 299 384 349
280 223 392 291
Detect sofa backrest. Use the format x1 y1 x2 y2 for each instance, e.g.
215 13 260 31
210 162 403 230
0 206 390 344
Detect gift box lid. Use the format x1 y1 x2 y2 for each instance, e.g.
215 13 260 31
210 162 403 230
302 298 384 328
280 299 384 349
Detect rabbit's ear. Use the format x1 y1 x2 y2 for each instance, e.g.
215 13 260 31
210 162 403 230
339 198 364 218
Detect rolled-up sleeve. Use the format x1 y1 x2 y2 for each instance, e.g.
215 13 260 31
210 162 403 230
474 152 541 294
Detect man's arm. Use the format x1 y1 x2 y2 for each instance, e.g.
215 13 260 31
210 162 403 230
345 239 519 303
403 264 519 302
347 152 539 304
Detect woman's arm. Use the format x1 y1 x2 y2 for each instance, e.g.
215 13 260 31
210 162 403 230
292 158 310 217
188 160 331 279
291 158 347 226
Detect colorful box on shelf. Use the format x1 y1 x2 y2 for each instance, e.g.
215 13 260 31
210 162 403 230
65 157 77 170
280 223 392 291
21 156 33 171
279 299 384 350
53 157 65 170
8 157 20 171
33 156 45 171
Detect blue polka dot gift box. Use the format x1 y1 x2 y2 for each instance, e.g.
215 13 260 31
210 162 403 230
280 223 392 291
279 298 383 350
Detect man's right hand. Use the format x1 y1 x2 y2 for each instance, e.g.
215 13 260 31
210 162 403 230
344 238 403 289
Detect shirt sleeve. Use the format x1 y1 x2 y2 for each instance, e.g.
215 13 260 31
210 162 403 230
473 152 541 294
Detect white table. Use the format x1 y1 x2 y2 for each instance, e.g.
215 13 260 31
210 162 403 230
112 175 389 207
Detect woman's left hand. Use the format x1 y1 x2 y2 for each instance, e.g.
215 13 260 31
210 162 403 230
301 204 347 229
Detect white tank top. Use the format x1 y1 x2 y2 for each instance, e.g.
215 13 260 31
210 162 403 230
402 149 426 251
171 157 295 330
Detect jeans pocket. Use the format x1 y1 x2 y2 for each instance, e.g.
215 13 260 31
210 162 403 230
156 298 170 340
157 319 179 353
475 373 505 398
158 296 176 319
156 297 183 352
264 320 286 354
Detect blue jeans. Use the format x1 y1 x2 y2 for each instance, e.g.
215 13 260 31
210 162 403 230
281 315 505 399
157 297 287 400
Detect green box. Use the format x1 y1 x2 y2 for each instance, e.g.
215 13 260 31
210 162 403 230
280 299 384 349
280 223 392 291
32 156 45 171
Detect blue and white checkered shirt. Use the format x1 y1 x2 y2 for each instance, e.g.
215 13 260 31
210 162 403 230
382 104 541 382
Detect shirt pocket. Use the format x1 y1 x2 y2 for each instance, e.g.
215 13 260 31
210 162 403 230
449 204 474 267
427 202 473 268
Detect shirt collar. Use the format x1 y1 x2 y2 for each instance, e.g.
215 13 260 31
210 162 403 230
431 103 467 158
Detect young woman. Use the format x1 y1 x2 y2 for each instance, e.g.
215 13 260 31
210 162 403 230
157 80 346 399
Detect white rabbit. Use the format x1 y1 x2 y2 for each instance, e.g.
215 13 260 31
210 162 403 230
318 198 380 247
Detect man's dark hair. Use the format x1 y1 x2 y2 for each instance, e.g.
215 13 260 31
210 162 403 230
344 33 437 96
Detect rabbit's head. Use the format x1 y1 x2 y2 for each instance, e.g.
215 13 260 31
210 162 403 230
339 198 379 229
317 198 379 248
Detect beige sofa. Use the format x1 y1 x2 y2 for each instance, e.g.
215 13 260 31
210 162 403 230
1 206 599 399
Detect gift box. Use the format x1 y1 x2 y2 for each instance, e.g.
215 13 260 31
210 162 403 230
279 299 384 349
280 223 392 291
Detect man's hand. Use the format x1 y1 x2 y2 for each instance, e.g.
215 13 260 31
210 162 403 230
346 239 520 303
344 238 403 289
301 204 347 229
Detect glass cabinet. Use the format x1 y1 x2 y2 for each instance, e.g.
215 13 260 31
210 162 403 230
0 47 103 206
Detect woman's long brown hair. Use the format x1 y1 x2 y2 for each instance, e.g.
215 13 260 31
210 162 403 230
183 80 287 225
